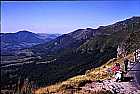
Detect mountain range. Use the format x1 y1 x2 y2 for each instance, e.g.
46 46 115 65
26 16 140 86
30 16 140 57
0 31 61 55
1 16 140 93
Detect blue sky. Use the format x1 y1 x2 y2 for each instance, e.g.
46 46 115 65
1 1 140 34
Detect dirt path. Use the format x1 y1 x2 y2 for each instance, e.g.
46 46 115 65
81 79 140 94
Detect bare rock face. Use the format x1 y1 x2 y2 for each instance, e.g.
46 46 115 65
117 45 126 58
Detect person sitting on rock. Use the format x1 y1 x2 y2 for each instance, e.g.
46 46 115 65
112 63 121 81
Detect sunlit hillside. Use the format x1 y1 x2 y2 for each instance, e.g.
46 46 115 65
35 53 135 94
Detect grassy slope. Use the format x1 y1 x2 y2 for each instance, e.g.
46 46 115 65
35 53 134 94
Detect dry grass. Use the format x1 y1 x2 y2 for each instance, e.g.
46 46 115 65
35 53 134 94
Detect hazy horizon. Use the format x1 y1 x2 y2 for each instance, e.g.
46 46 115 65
1 1 140 34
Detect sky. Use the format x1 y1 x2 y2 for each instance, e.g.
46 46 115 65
1 1 140 34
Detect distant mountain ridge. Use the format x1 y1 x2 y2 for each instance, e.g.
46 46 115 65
0 31 61 54
37 33 61 40
1 31 44 43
